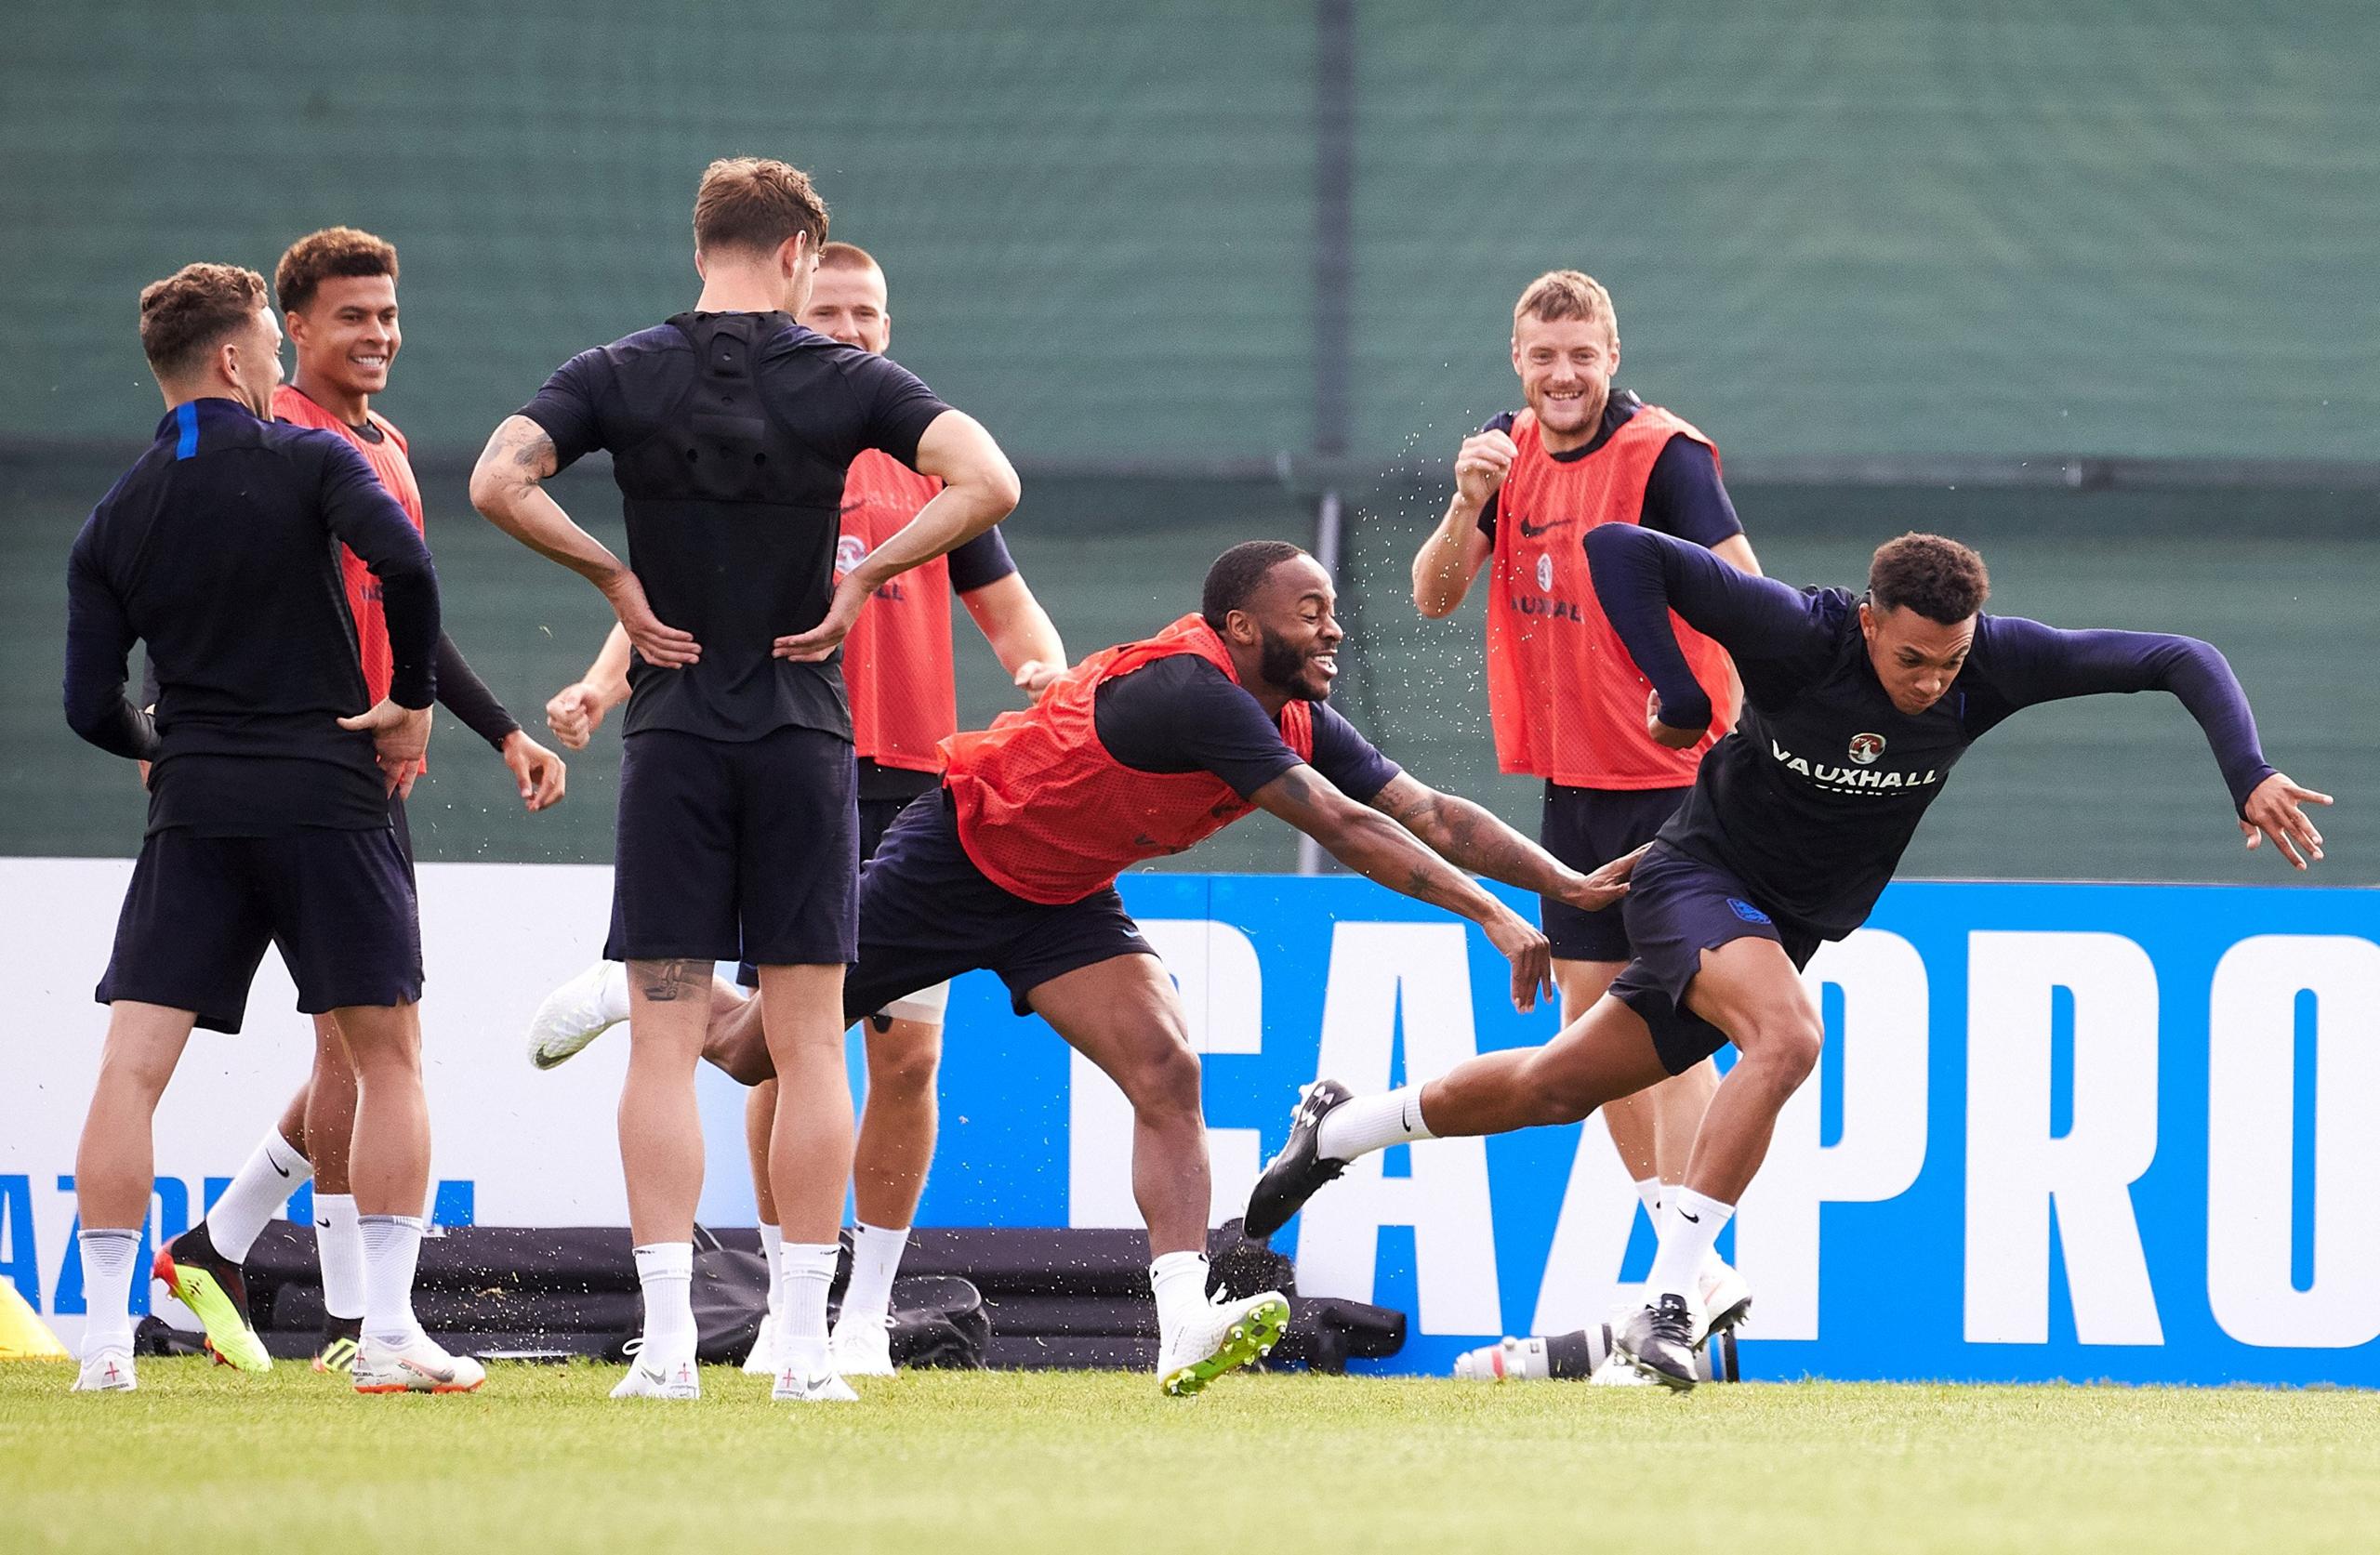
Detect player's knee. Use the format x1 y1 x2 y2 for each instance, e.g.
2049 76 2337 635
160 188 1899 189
1514 1051 1601 1126
867 1036 940 1101
1740 1008 1824 1089
1125 1029 1205 1121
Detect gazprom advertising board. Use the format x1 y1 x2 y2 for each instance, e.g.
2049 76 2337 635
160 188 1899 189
6 858 2374 1384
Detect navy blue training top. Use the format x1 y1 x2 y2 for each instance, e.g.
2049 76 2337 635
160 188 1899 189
65 398 441 833
1093 655 1402 802
1475 391 1742 550
1585 524 2277 936
520 311 950 744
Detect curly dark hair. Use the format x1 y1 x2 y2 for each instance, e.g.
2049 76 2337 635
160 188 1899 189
1202 540 1309 629
275 227 398 316
1868 533 1990 624
138 263 269 377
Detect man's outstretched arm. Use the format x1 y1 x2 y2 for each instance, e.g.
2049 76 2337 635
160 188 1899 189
1251 764 1554 1012
1981 616 2331 868
1368 772 1641 914
960 571 1067 699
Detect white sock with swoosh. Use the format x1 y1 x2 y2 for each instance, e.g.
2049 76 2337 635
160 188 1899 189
1315 1087 1435 1162
1646 1187 1732 1306
313 1193 364 1320
209 1128 311 1262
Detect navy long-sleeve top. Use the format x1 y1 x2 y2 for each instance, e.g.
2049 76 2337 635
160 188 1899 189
64 397 441 833
1584 524 2276 935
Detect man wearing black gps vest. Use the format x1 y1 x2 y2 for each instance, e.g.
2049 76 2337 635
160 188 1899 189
469 156 1019 1403
1248 525 2331 1389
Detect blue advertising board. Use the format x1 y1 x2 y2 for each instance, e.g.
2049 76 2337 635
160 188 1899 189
906 874 2379 1385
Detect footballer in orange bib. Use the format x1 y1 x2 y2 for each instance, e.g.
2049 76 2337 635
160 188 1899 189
1408 270 1766 1366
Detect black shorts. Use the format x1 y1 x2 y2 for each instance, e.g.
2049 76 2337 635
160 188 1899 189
734 793 922 989
1540 783 1693 961
842 789 1153 1021
94 822 422 1034
605 726 856 967
1607 841 1824 1074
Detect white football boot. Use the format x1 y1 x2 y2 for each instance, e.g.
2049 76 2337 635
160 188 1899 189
352 1331 487 1394
73 1349 137 1392
741 1311 780 1376
1157 1291 1289 1397
1694 1258 1753 1344
828 1313 896 1377
1588 1351 1662 1387
525 962 628 1071
610 1339 699 1401
773 1362 859 1403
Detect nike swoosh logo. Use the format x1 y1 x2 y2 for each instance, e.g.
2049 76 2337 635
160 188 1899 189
400 1356 457 1383
272 1161 293 1178
1680 1209 1700 1223
1516 518 1574 538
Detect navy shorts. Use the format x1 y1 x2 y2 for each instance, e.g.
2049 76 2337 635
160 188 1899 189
842 789 1153 1021
95 821 423 1034
734 793 921 989
1607 841 1824 1074
1539 783 1693 961
606 726 857 966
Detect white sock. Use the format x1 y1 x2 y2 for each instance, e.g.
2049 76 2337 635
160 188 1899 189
1645 1187 1734 1303
1315 1087 1435 1162
595 961 631 1025
758 1225 786 1320
778 1242 837 1373
77 1228 140 1356
1148 1249 1212 1342
357 1214 427 1347
633 1242 696 1353
1633 1177 1665 1217
840 1223 909 1327
207 1129 311 1262
313 1193 364 1321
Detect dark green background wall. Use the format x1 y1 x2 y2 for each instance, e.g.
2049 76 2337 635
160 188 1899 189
6 3 2373 882
7 2 2376 461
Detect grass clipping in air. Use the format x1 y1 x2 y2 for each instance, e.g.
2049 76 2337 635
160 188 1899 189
3 1361 2375 1552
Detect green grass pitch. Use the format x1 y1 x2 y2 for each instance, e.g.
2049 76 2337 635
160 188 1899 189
3 1361 2373 1552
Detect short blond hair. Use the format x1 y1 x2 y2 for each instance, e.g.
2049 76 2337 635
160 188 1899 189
817 241 879 274
694 156 829 257
1514 270 1618 340
139 263 269 376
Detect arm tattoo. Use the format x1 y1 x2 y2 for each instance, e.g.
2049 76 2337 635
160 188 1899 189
638 957 708 1003
509 423 556 478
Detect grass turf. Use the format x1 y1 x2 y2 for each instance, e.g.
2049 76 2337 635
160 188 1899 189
2 1360 2374 1553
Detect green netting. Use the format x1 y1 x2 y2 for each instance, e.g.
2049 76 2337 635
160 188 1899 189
7 3 2376 460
